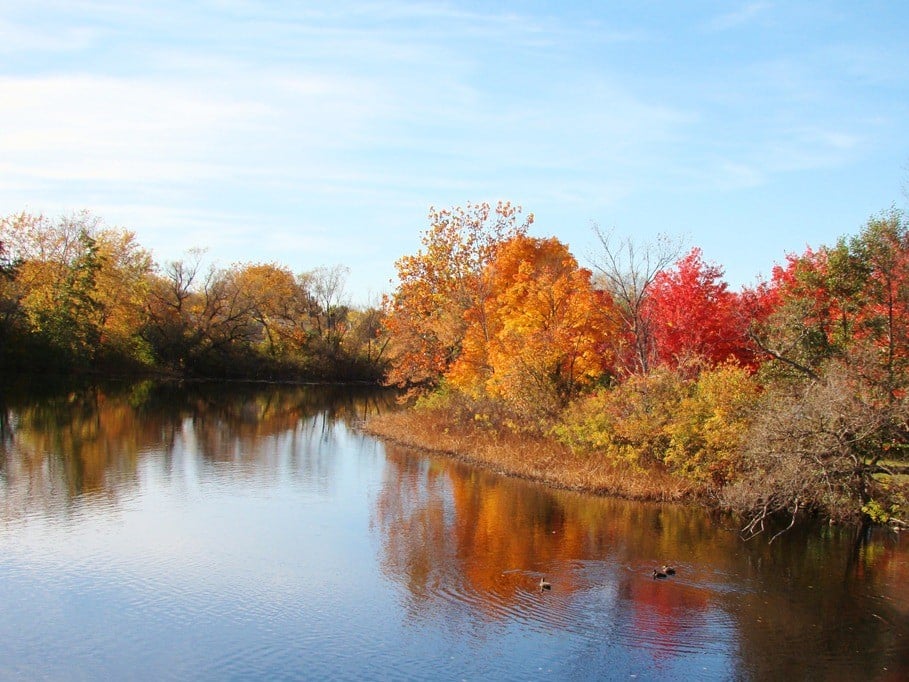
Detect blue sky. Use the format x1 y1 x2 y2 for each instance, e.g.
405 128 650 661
2 1 907 304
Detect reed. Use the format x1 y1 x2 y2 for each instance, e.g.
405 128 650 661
363 408 697 502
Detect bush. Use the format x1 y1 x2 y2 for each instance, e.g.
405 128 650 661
554 363 758 485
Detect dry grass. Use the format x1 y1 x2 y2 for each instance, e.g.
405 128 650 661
363 407 699 502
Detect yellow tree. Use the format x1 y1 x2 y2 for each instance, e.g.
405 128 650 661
1 211 152 365
449 235 620 421
233 263 301 357
93 228 153 360
383 201 532 389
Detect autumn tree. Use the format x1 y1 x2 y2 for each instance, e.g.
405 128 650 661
231 263 301 357
730 208 909 533
299 264 351 357
0 238 23 362
645 248 752 371
0 211 153 368
141 251 206 371
92 228 154 362
590 226 684 375
383 202 532 389
448 235 619 422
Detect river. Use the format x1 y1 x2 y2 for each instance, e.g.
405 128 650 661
0 381 906 680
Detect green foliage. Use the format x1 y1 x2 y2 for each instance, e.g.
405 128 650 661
861 499 899 524
33 230 105 365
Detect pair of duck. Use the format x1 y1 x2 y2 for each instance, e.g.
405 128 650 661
652 565 676 579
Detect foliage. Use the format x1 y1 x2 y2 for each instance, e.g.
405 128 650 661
554 364 759 484
553 368 688 468
663 363 760 485
0 210 385 381
722 357 909 534
447 235 620 423
589 226 684 374
383 201 533 389
645 249 753 371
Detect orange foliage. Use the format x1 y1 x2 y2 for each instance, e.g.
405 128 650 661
448 235 620 417
383 202 532 388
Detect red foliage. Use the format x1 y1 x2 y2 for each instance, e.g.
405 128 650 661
645 248 753 370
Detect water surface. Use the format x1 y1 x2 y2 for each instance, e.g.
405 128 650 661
0 382 907 680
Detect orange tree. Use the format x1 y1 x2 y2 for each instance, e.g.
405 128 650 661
382 202 532 389
447 234 620 423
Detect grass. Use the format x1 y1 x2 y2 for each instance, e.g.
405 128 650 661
363 407 699 502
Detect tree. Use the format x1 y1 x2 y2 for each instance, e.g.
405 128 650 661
300 264 351 356
722 358 909 536
448 235 619 421
729 208 909 534
645 248 752 371
383 201 532 389
232 263 301 358
141 250 206 371
590 226 684 375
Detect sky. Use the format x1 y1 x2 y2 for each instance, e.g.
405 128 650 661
2 1 908 305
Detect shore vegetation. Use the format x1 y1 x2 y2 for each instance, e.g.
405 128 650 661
4 199 909 536
377 201 909 536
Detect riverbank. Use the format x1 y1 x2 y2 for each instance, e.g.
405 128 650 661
364 407 700 502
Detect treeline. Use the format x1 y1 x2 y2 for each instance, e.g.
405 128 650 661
4 201 908 530
0 211 388 381
381 201 909 532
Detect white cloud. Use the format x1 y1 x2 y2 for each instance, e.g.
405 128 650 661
0 75 269 183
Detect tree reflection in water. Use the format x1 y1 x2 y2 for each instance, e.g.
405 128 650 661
0 380 398 521
0 381 906 679
374 440 909 679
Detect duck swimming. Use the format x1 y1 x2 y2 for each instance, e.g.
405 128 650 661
539 577 552 592
652 569 668 579
660 565 676 575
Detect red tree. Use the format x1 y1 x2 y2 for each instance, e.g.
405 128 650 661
645 248 752 370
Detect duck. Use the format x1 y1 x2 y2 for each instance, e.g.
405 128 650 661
652 569 668 579
539 577 552 592
660 565 676 575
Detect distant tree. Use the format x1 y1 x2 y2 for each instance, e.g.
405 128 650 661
141 250 206 371
0 211 152 368
300 264 351 356
232 263 301 357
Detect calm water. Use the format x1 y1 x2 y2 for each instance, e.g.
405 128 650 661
0 382 907 681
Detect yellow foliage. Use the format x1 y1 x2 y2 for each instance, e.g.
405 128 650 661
555 363 759 484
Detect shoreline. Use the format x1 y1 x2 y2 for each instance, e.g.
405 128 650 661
362 408 702 503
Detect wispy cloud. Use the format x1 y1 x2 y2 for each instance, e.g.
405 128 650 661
707 2 772 32
0 0 906 300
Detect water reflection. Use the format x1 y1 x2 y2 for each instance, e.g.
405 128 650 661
0 382 907 680
375 441 909 679
0 381 397 523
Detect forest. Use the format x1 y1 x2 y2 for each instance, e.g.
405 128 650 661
0 211 387 382
2 201 908 532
